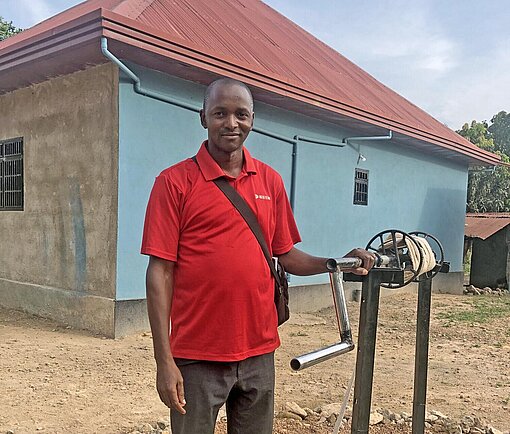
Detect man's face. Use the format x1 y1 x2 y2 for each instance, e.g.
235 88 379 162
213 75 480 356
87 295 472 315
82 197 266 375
200 83 254 155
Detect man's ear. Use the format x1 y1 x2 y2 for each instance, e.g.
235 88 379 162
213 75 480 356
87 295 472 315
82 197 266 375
250 112 255 130
199 109 207 129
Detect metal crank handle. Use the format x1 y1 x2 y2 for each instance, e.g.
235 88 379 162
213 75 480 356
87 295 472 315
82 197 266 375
290 270 354 371
290 341 354 371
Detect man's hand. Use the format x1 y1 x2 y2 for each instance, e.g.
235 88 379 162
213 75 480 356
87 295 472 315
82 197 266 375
156 362 186 414
343 248 376 275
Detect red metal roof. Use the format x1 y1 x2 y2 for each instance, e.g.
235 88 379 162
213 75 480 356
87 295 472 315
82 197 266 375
0 0 501 166
465 213 510 240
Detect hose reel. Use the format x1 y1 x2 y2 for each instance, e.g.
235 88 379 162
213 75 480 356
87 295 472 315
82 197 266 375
364 229 445 288
290 229 448 371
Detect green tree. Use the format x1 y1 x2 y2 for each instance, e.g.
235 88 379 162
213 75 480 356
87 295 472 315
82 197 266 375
488 111 510 155
458 118 510 212
458 120 495 152
0 17 22 41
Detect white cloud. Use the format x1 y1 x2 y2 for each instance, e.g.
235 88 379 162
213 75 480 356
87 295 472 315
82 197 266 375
331 6 459 76
414 37 458 73
4 0 58 29
282 1 507 128
433 44 510 128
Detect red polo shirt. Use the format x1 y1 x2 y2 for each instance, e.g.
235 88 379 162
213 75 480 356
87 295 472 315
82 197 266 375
141 141 301 361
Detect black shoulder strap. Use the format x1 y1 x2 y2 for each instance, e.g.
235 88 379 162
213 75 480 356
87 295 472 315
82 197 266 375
213 178 281 284
191 155 280 284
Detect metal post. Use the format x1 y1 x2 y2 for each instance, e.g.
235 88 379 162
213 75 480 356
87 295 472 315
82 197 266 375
412 276 433 434
351 271 383 434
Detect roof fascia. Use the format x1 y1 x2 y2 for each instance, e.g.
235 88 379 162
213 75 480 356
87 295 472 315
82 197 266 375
0 9 104 56
0 9 104 74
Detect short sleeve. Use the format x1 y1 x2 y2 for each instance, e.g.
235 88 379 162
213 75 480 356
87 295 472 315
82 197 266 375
141 174 182 261
271 178 301 255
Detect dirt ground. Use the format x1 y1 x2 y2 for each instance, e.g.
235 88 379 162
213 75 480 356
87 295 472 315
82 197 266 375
1 291 509 434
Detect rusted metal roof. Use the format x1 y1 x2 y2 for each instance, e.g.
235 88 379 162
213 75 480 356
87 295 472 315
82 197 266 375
465 213 510 240
0 0 501 166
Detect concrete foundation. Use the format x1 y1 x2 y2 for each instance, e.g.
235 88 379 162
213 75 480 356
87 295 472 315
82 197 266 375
0 278 115 336
0 271 464 337
114 299 150 338
115 271 465 337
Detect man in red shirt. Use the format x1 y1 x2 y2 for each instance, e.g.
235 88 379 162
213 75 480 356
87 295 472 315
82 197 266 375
142 78 374 434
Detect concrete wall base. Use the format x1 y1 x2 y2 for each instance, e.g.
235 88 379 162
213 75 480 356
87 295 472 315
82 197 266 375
0 278 152 338
114 299 150 338
431 271 464 294
1 271 463 337
0 278 115 337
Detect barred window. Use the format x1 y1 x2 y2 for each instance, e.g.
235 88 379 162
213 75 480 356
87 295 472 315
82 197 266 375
0 137 24 210
353 168 368 206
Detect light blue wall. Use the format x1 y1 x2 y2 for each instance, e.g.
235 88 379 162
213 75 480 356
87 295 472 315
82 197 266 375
117 64 468 300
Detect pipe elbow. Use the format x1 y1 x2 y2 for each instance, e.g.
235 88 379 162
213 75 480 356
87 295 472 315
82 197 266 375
100 37 108 54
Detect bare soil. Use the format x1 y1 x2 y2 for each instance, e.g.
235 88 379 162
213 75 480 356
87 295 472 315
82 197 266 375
1 292 509 434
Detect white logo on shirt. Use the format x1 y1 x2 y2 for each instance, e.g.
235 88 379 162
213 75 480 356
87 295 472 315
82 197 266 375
255 194 271 201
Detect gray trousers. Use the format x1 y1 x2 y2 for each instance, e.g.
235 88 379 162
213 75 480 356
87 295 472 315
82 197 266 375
171 352 275 434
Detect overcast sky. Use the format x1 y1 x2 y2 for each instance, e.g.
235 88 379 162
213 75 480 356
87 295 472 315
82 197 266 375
3 0 509 130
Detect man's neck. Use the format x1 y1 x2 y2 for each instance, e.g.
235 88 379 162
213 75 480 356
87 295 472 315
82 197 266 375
208 146 244 178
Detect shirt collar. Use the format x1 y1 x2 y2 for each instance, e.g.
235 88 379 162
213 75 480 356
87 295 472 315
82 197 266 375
195 140 257 181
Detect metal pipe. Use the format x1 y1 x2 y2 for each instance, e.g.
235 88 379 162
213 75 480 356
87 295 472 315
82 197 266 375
330 270 352 341
290 340 354 371
294 135 345 148
252 127 297 145
326 257 363 272
342 130 392 163
342 130 393 145
412 276 433 434
101 37 200 113
101 38 140 85
326 254 393 273
291 269 354 371
290 140 298 210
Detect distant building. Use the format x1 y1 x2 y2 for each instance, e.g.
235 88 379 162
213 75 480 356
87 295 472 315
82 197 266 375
0 0 500 336
465 213 510 289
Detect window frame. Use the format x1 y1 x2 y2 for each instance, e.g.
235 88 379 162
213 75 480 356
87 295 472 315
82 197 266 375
353 168 369 206
0 137 24 211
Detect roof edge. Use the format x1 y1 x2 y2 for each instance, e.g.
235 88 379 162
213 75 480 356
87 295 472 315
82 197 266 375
0 8 104 55
0 7 501 167
100 10 500 166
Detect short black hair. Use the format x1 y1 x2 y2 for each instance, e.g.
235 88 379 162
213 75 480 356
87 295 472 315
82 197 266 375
203 78 254 111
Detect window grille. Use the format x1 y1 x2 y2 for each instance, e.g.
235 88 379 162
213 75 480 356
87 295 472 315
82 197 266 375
353 168 368 206
0 137 24 210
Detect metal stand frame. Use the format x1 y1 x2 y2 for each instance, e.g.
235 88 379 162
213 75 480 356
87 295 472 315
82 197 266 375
289 229 449 433
412 276 432 434
349 270 440 434
350 272 383 433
